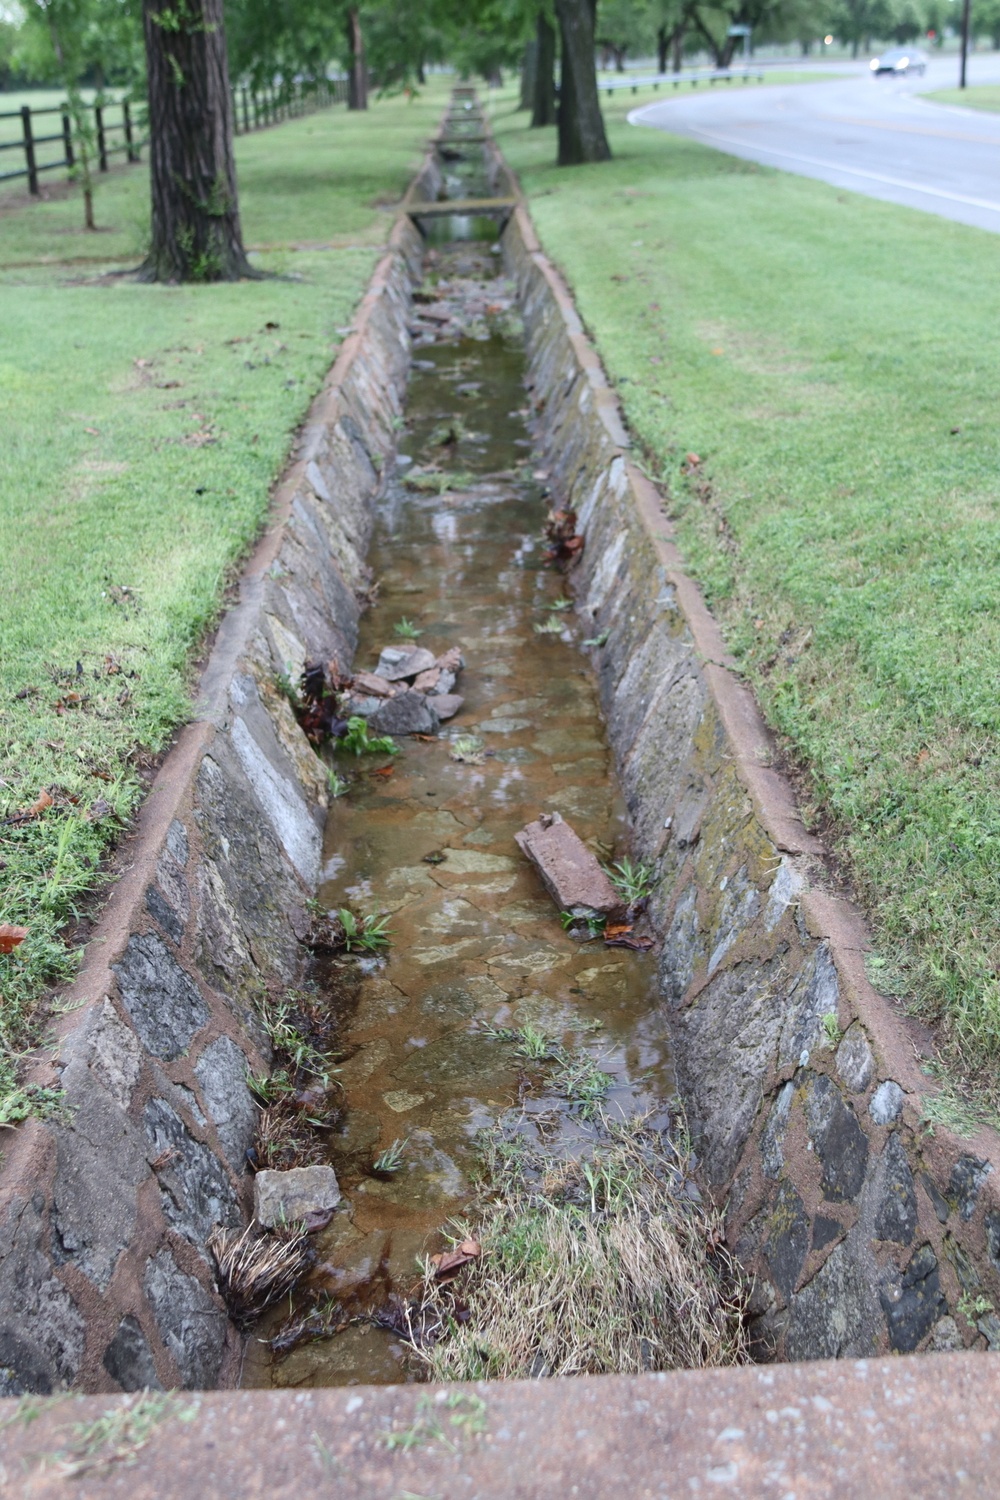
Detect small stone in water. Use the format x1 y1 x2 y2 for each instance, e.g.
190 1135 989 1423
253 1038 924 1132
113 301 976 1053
254 1165 341 1230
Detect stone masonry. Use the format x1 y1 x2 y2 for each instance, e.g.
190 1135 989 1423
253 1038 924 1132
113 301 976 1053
0 213 425 1395
501 175 1000 1362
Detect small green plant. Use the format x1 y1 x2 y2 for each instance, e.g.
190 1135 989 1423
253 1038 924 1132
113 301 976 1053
821 1012 842 1048
534 617 564 635
561 910 607 939
605 857 654 907
393 618 423 639
327 769 349 798
583 630 610 648
553 1053 614 1119
957 1291 995 1327
337 908 392 953
514 1023 557 1061
374 1138 407 1173
338 716 399 757
450 735 485 764
546 598 573 612
275 665 302 710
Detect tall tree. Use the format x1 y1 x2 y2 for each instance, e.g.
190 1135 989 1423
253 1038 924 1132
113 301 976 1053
532 9 557 125
555 0 610 164
344 5 367 107
140 0 255 282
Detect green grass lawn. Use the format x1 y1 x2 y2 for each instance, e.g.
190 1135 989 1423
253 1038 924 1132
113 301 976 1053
0 82 446 1120
925 84 1000 112
492 89 1000 1093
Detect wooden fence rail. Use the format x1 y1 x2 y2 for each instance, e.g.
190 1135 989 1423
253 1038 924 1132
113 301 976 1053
0 77 348 196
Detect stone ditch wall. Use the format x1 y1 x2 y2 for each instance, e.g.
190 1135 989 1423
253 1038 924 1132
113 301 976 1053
0 216 424 1397
502 197 1000 1362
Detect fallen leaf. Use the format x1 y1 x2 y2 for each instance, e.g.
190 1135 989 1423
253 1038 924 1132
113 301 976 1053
370 765 395 779
0 925 28 954
605 933 655 951
430 1238 481 1279
84 426 100 435
604 923 633 940
29 789 53 817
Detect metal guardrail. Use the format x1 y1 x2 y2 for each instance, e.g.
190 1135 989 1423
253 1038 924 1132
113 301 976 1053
0 77 349 197
600 67 766 95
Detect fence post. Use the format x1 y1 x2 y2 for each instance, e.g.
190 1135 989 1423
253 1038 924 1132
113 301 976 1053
242 87 250 134
21 106 39 195
123 99 137 161
61 109 74 173
95 104 108 171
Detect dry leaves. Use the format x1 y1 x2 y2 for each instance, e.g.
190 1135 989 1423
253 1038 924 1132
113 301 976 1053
0 925 28 954
429 1238 481 1281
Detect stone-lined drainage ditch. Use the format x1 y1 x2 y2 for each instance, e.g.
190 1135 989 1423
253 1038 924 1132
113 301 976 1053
243 161 715 1389
5 95 1000 1402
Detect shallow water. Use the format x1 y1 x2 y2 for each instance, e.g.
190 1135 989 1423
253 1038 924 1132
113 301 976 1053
243 234 674 1390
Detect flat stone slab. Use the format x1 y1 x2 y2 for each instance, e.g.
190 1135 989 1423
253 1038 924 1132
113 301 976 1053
374 646 437 682
253 1165 341 1229
514 811 620 918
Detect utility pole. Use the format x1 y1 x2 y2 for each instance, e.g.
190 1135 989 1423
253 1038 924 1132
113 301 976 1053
959 0 971 88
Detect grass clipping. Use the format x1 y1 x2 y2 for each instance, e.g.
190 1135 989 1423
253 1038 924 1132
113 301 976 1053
409 1115 748 1381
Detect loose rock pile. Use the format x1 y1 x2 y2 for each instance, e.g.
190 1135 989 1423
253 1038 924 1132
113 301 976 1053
344 644 465 734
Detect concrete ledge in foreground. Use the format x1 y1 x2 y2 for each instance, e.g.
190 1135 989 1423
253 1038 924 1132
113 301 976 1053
1 1352 996 1497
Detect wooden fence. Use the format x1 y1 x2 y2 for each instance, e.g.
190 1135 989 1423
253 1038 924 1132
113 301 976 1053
0 77 349 196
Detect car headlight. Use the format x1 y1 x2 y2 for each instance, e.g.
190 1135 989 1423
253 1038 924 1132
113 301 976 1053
870 58 879 69
895 56 908 69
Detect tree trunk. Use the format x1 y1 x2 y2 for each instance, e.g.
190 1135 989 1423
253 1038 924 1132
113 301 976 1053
673 26 684 70
555 0 611 165
532 13 558 127
346 8 368 110
521 37 538 109
139 0 255 283
657 25 668 72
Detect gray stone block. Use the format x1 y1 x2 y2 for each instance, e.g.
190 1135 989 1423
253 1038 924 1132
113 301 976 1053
114 930 211 1061
804 1073 869 1204
85 997 142 1111
872 1133 918 1244
0 1198 85 1393
879 1244 946 1353
253 1165 341 1229
368 690 441 737
869 1079 904 1126
145 882 183 944
143 1249 227 1389
659 883 700 1007
786 1239 880 1361
674 956 786 1186
194 1036 258 1171
144 1097 241 1248
763 1178 810 1302
230 712 321 886
760 1081 794 1181
51 1073 149 1289
779 943 840 1069
835 1024 876 1094
102 1316 163 1392
949 1154 993 1221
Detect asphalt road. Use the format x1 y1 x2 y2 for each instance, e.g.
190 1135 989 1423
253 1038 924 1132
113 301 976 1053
629 54 1000 233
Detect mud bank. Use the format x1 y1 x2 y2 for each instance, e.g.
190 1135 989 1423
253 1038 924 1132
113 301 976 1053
0 218 423 1396
501 188 1000 1358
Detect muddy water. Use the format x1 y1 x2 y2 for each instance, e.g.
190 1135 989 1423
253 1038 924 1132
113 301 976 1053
245 236 674 1389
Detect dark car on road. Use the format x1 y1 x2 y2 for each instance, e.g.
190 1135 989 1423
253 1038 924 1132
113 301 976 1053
870 46 928 75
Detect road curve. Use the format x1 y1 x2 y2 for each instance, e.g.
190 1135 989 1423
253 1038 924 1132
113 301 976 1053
629 55 1000 234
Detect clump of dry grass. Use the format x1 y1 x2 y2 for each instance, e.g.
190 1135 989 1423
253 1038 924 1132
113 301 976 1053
208 1223 312 1327
408 1114 748 1381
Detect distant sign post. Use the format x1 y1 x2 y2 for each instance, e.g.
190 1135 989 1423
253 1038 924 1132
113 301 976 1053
727 24 752 65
